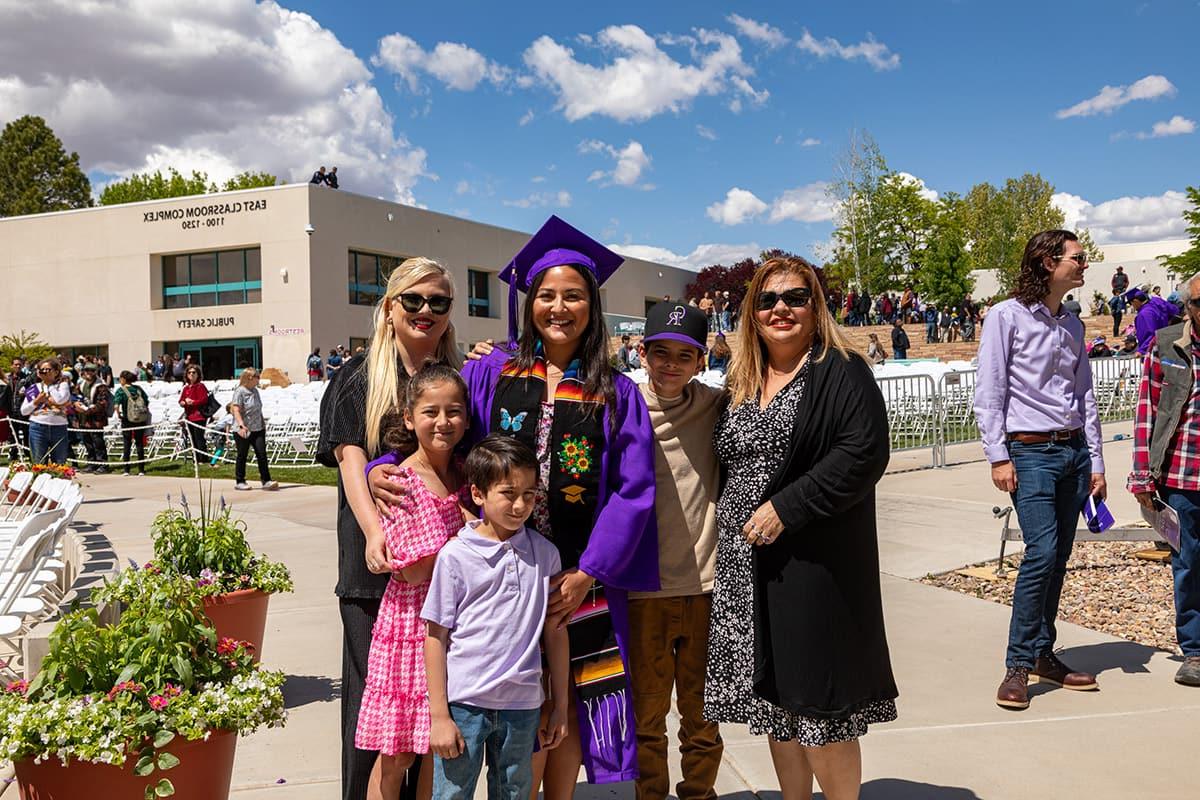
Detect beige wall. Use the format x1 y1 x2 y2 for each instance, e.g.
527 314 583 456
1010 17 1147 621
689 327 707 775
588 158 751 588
0 184 692 379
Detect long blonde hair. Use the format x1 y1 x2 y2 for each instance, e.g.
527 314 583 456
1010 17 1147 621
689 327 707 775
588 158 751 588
364 257 463 457
726 257 858 407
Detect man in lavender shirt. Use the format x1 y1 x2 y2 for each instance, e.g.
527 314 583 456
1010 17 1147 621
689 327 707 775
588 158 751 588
974 229 1107 711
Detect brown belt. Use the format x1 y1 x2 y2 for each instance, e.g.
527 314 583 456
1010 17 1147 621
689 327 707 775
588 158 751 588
1007 429 1082 444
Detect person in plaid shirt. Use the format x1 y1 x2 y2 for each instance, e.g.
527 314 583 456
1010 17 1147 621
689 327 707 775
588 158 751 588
1128 272 1200 687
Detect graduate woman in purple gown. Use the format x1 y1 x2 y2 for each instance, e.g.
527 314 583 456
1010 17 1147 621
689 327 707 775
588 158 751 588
368 216 658 797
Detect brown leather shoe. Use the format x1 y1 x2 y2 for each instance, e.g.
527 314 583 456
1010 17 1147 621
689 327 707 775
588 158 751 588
996 667 1030 709
1031 652 1098 690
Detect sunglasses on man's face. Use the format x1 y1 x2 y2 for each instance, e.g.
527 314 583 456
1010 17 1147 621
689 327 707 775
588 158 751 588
1187 298 1200 309
397 293 453 315
755 288 812 312
1056 253 1088 266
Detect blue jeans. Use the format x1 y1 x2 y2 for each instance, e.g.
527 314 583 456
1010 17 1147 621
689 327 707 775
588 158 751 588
29 421 70 465
433 704 540 800
1006 437 1091 668
1160 488 1200 656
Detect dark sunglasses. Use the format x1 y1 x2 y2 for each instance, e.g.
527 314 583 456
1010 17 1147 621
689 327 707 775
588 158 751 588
37 367 57 374
1188 298 1200 309
755 288 812 312
397 293 452 315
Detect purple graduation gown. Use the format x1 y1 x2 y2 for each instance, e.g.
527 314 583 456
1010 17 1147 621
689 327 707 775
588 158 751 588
368 349 659 783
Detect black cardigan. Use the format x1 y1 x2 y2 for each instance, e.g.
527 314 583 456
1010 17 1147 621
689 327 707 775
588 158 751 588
751 345 899 717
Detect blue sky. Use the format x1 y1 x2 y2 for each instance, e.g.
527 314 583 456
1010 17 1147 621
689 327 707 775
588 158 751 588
2 0 1197 268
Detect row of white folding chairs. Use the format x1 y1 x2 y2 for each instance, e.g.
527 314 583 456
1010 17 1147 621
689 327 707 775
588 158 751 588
0 470 68 522
0 485 83 678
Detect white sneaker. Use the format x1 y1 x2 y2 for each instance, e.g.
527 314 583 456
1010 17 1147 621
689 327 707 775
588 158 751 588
261 481 279 491
234 482 251 491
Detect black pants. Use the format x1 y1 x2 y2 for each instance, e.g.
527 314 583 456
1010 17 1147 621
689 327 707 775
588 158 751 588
1112 312 1123 338
121 427 145 471
234 428 271 483
83 429 108 467
186 421 208 461
339 598 423 800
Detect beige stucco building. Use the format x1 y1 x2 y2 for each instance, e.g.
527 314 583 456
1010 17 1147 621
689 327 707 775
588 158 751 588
0 184 692 378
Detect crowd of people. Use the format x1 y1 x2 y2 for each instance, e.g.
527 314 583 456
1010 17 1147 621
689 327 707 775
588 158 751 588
1 354 278 490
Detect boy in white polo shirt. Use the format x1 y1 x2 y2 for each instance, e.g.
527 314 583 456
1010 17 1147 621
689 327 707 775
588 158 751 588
423 434 569 800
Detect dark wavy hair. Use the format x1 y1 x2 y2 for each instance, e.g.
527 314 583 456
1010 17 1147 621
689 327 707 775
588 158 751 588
509 263 616 426
1012 230 1078 306
381 361 469 456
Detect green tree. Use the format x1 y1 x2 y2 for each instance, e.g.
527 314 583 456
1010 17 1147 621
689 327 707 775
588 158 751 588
919 195 975 307
0 115 92 217
961 173 1068 292
827 130 891 295
99 168 279 205
1161 185 1200 281
0 330 56 367
221 171 279 191
875 172 938 278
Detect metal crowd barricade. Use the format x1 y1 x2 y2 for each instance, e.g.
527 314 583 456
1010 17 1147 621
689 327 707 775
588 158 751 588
1088 355 1142 422
875 374 940 467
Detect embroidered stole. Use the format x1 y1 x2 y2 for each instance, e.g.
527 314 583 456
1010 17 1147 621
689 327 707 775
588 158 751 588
491 349 633 778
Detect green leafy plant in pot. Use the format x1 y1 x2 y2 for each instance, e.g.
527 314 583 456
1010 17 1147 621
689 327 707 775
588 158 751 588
0 571 286 799
107 484 293 659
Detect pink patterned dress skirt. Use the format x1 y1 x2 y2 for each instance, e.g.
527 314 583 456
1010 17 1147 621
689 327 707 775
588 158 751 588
355 467 468 755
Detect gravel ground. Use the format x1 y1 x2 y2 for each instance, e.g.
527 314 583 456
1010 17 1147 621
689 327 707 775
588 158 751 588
921 541 1180 655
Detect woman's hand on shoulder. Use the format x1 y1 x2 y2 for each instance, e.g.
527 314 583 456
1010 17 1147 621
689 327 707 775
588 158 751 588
466 339 496 361
368 462 408 516
743 500 785 546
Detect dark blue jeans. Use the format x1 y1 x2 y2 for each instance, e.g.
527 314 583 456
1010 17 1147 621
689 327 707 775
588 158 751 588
1160 488 1200 656
29 421 70 465
433 704 540 800
1006 437 1091 668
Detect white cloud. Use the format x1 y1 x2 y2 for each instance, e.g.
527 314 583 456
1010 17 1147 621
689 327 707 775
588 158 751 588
374 33 508 92
610 241 762 271
1055 74 1176 119
800 137 821 147
767 181 838 223
895 171 938 202
696 124 718 141
0 0 430 203
774 134 784 145
796 28 900 71
503 190 572 209
518 108 535 126
579 139 652 188
726 14 788 49
455 180 470 195
1138 115 1196 139
531 175 546 183
706 188 769 225
522 25 767 122
707 182 836 225
1052 190 1189 243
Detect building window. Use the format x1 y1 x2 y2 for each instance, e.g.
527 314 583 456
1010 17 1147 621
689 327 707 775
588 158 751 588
467 269 491 318
349 250 407 306
163 248 262 308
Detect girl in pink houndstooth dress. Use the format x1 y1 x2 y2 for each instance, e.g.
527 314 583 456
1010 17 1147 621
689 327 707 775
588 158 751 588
356 364 473 798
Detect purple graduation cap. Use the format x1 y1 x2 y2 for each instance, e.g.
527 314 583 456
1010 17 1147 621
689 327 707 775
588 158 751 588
499 215 624 343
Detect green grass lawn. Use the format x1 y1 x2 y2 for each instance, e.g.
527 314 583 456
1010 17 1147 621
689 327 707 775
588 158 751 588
6 456 339 487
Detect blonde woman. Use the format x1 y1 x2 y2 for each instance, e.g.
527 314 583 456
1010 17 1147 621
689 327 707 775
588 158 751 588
703 257 897 800
230 368 278 491
316 257 462 800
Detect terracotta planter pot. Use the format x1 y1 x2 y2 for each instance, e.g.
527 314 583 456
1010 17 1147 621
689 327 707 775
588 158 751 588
14 729 237 800
203 588 270 662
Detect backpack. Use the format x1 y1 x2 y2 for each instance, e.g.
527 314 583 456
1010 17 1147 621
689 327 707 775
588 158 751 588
126 386 150 424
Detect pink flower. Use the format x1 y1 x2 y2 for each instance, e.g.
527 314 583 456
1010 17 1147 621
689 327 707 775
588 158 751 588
217 637 238 655
5 680 28 695
148 694 169 710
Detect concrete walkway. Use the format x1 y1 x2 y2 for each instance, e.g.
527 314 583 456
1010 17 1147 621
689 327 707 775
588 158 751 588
60 425 1194 799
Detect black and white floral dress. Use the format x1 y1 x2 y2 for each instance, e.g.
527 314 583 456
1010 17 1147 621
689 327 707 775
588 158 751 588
703 363 897 744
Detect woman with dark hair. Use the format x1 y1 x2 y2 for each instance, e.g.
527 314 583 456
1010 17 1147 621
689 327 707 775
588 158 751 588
368 216 657 797
112 371 150 475
179 364 211 462
704 257 897 800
